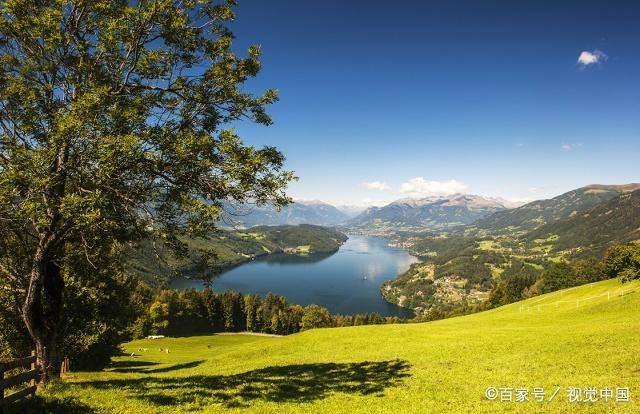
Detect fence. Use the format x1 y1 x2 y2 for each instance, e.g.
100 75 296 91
0 351 40 414
519 285 637 312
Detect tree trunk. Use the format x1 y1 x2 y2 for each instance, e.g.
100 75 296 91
21 238 64 383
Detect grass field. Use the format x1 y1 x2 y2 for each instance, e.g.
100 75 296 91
22 278 640 413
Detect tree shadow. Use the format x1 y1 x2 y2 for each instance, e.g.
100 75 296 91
108 360 204 374
107 360 159 371
85 359 411 408
13 395 96 414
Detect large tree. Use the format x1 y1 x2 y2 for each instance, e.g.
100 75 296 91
0 0 293 381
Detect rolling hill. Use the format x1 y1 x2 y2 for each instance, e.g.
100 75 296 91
28 278 640 413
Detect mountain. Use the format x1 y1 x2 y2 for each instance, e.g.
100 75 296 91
474 183 640 233
219 200 350 228
349 194 511 230
334 205 367 218
525 188 640 256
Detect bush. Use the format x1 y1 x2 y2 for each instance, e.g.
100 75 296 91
540 262 576 293
301 305 333 330
602 244 640 282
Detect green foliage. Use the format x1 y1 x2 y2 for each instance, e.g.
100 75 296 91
301 305 333 331
0 0 294 375
221 291 246 332
135 289 407 338
540 262 576 293
602 243 640 282
489 260 540 305
58 273 145 369
0 252 149 369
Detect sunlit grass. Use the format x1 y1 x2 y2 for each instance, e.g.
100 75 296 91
22 278 640 413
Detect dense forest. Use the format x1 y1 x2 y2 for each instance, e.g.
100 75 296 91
134 289 407 339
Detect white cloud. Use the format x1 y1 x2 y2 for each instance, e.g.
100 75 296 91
561 143 582 151
577 50 607 67
528 187 545 194
362 181 391 191
399 177 469 197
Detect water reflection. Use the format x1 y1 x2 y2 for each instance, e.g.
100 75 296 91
172 235 418 317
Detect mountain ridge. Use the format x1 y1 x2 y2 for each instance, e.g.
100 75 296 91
473 183 640 234
349 194 512 230
220 200 350 228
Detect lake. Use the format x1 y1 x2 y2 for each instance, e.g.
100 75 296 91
171 235 419 317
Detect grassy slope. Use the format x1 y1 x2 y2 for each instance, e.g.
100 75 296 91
33 279 640 413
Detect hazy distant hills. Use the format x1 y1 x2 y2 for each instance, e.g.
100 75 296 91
220 200 351 228
348 194 513 230
474 183 640 234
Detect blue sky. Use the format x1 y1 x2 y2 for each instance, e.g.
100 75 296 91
227 0 639 206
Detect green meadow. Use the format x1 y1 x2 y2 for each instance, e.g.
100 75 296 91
25 278 640 413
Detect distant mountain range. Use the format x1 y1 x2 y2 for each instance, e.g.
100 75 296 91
219 200 350 228
348 194 515 230
217 184 640 234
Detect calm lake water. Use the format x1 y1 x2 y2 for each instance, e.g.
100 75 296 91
171 235 419 317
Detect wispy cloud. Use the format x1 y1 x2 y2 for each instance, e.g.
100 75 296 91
561 143 582 151
528 187 545 194
362 181 391 191
577 50 607 68
399 177 469 197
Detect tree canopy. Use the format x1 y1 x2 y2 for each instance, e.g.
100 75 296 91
0 0 293 380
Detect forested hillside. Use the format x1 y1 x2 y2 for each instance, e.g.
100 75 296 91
127 225 348 283
525 189 640 257
473 184 640 234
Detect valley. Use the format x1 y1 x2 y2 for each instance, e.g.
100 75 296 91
386 185 640 316
205 184 640 320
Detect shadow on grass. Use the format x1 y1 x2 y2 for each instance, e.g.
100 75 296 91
108 360 205 374
85 359 411 408
12 395 96 414
108 360 159 371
